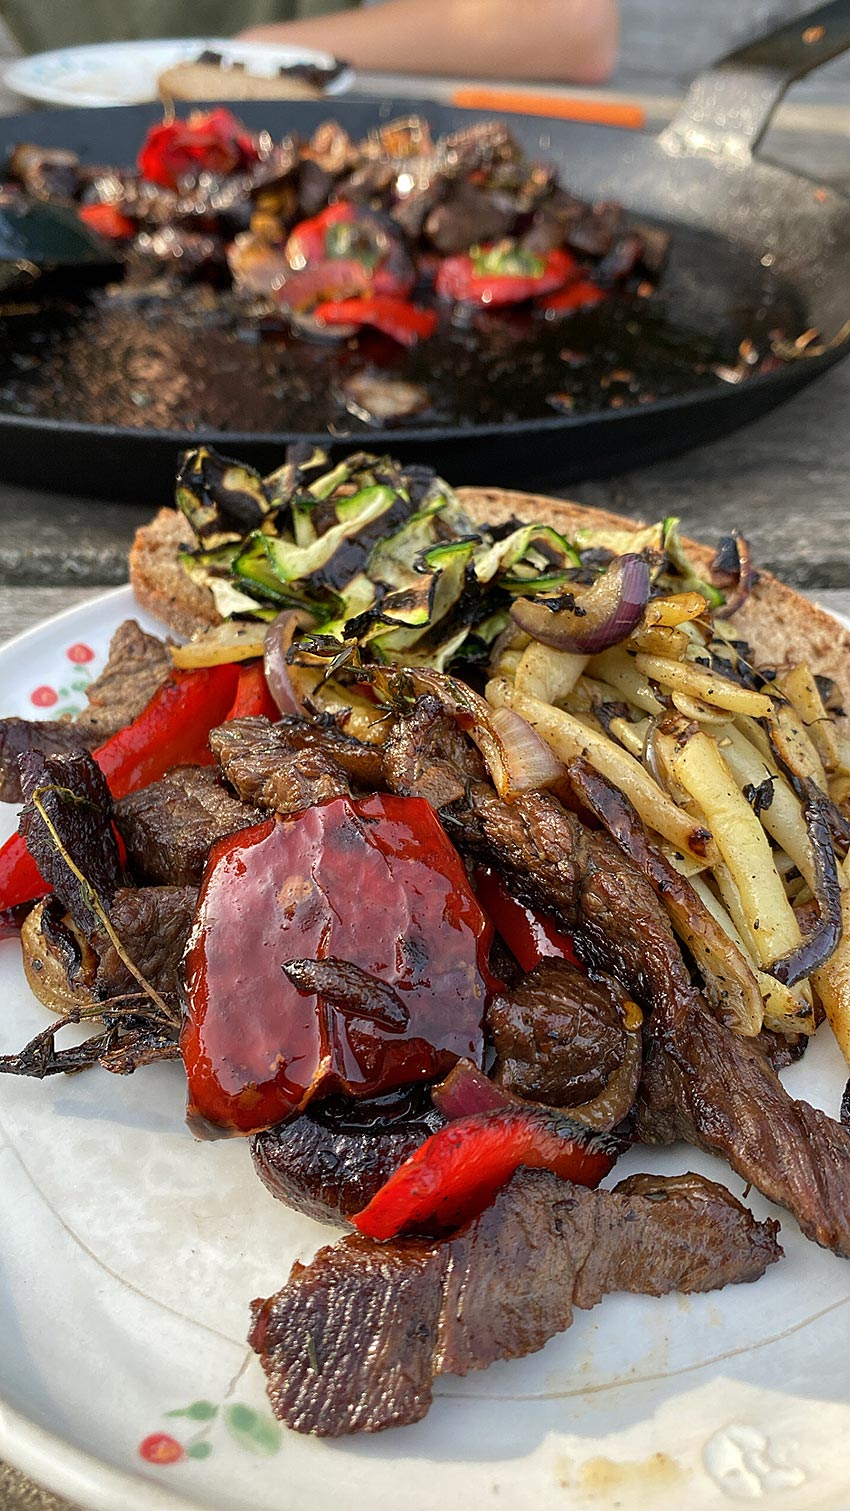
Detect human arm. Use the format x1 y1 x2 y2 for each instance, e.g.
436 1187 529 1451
238 0 618 85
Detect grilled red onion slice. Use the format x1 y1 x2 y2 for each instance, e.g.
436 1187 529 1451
263 609 315 716
511 554 650 654
712 532 755 620
767 786 843 986
367 663 564 800
488 705 565 794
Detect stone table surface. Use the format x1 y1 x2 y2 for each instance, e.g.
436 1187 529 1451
2 9 850 1508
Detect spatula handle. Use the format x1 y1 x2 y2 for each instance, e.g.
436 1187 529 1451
660 0 850 161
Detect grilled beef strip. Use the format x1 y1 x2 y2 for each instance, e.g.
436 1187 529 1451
252 1084 445 1225
488 957 629 1106
381 697 696 1019
115 765 259 885
0 621 171 802
638 1001 850 1257
209 715 351 812
18 749 125 932
93 885 198 1003
250 1166 781 1437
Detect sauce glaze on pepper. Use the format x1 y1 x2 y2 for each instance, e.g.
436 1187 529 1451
181 792 493 1135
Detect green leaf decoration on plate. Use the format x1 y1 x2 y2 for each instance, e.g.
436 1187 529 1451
166 1400 219 1421
186 1441 214 1460
223 1402 283 1456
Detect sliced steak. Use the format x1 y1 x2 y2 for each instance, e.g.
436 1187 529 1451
116 765 258 885
93 885 197 1001
0 719 95 803
249 1167 780 1436
18 749 124 932
252 1085 445 1224
0 620 171 802
267 715 385 789
383 698 694 1020
639 998 850 1257
382 695 484 810
74 619 172 739
209 716 350 813
488 958 628 1106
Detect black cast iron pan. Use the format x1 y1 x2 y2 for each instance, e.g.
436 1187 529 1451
0 0 848 501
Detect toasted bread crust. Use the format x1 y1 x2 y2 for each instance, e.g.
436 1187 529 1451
128 488 850 711
129 508 221 641
158 62 321 103
459 486 850 713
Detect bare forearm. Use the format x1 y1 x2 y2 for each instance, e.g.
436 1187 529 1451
239 0 618 84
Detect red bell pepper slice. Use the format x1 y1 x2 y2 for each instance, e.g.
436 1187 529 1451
78 203 135 240
225 660 279 722
182 793 495 1134
352 1104 616 1238
313 295 437 347
475 866 580 972
276 257 373 312
435 244 578 307
0 662 240 911
138 108 258 190
284 202 414 301
541 279 607 314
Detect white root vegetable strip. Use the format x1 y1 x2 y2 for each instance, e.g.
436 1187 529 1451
713 722 817 889
634 653 773 717
766 702 829 793
643 591 709 628
777 662 839 773
609 715 649 760
712 859 814 1032
813 854 850 1067
627 624 690 659
488 681 718 864
688 874 809 1035
586 647 664 715
514 642 588 703
669 728 805 970
660 842 711 878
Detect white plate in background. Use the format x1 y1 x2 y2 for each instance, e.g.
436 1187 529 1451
4 38 354 109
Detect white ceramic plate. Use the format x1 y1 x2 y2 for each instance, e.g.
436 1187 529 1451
2 586 850 1511
3 39 354 110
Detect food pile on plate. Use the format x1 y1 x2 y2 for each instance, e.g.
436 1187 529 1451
2 446 850 1435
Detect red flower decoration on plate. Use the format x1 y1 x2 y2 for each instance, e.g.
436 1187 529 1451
30 686 58 708
138 1432 185 1465
67 643 95 664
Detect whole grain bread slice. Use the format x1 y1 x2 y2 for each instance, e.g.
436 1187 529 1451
158 62 321 103
129 507 220 640
127 487 850 711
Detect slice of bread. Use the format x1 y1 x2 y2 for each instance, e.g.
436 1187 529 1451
127 486 850 710
129 507 220 640
158 62 322 103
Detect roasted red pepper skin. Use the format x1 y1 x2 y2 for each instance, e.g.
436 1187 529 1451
138 108 258 190
435 246 577 307
284 202 414 301
313 296 437 346
284 203 355 266
352 1105 615 1238
225 660 279 722
475 867 580 971
541 279 607 314
181 793 494 1135
78 203 135 240
276 257 373 312
0 663 240 910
